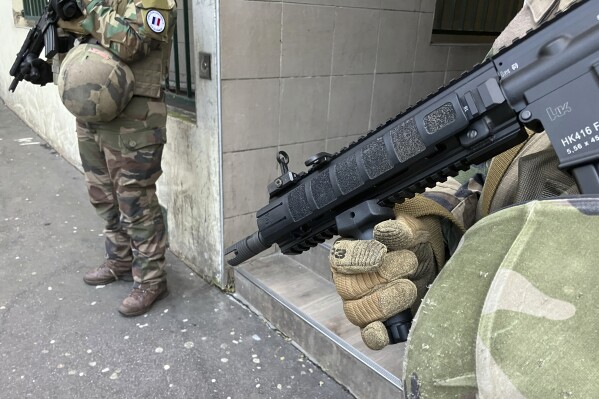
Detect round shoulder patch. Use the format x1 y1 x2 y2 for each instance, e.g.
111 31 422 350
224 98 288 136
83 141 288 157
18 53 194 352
146 10 166 33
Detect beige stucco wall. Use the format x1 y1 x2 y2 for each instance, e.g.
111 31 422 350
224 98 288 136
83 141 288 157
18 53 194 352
2 6 80 166
159 0 227 287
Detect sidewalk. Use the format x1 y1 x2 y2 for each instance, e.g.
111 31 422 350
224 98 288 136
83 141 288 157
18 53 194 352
0 100 354 399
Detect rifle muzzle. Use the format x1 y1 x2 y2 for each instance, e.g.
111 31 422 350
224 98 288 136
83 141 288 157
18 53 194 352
225 231 270 266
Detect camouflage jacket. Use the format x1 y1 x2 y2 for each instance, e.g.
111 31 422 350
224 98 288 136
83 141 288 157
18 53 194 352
59 0 176 98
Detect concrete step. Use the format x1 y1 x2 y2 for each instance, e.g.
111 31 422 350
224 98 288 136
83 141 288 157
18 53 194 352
233 253 407 399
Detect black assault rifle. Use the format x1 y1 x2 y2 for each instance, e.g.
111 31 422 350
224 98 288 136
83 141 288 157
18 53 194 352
9 1 76 92
226 0 599 344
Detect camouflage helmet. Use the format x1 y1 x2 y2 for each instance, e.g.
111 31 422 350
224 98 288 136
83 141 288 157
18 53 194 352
58 44 134 122
403 197 599 398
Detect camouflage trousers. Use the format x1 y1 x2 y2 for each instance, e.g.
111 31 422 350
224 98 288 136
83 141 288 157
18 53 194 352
76 95 168 284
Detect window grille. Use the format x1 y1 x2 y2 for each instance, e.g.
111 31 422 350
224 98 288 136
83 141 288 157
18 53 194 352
433 0 524 44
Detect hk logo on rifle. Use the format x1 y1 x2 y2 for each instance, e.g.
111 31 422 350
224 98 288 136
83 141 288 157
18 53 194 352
547 103 571 121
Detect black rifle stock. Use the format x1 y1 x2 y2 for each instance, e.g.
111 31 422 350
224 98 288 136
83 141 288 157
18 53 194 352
9 5 60 92
226 0 599 344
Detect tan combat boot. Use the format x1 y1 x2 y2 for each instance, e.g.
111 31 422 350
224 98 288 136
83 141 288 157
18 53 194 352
118 281 169 317
83 259 133 285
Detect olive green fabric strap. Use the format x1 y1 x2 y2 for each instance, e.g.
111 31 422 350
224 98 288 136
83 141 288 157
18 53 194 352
479 145 523 218
480 130 534 217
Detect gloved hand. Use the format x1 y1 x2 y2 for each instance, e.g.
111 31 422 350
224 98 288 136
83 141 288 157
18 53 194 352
20 54 53 86
330 207 446 350
49 0 83 21
57 16 87 36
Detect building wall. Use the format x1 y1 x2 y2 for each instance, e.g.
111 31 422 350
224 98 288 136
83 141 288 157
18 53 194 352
220 0 491 248
159 0 226 287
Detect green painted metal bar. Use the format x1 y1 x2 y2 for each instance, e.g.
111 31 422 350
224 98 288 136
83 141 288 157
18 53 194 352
183 0 192 98
461 0 469 30
471 0 481 32
433 0 444 29
448 0 456 30
494 0 504 33
172 18 181 94
467 0 479 32
480 0 490 32
22 0 46 19
433 0 524 35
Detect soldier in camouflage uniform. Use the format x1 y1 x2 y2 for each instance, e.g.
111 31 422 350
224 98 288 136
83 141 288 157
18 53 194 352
328 0 590 396
403 197 599 398
21 0 176 317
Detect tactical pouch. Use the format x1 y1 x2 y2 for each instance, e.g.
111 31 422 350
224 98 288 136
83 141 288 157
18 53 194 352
119 129 166 153
129 0 176 98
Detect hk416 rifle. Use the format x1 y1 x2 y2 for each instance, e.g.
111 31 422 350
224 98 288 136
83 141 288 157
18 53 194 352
9 0 79 92
226 0 599 344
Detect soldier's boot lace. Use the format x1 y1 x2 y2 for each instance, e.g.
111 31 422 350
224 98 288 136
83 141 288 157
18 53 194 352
83 259 133 286
118 281 169 317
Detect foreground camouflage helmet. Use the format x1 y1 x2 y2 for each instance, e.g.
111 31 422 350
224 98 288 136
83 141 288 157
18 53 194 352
58 44 134 122
403 197 599 398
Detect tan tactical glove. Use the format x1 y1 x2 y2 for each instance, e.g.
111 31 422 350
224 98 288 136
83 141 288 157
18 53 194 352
58 16 87 37
330 197 453 350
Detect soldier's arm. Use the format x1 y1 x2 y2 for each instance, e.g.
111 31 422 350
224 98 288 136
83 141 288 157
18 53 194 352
75 0 152 63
